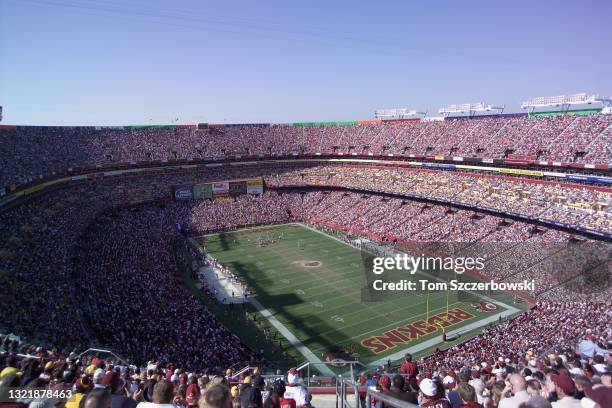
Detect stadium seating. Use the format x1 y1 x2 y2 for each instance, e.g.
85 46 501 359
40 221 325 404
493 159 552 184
266 165 612 235
2 113 612 188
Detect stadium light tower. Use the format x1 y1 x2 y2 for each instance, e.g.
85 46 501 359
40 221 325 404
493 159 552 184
520 93 601 113
374 108 426 120
438 102 505 118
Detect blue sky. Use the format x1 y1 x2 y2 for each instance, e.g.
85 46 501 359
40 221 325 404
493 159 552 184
1 0 611 125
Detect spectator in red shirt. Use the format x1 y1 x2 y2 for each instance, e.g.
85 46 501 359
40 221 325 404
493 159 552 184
400 353 418 379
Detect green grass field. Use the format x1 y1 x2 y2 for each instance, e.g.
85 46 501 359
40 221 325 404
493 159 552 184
195 223 527 367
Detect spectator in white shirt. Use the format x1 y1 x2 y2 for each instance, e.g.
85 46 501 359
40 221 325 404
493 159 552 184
499 374 531 408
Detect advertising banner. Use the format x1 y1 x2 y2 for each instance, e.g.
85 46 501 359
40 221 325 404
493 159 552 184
421 163 456 170
498 168 544 177
173 185 193 202
212 182 230 196
565 174 612 184
386 118 421 123
247 178 264 194
193 183 213 199
293 121 357 126
22 184 45 196
229 181 247 196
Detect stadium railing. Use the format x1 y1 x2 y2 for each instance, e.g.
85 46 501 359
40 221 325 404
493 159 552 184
337 377 419 408
78 348 129 366
296 360 368 385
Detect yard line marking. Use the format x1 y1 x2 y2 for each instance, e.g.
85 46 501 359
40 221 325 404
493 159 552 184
306 224 521 316
271 244 396 326
309 300 461 344
306 301 463 341
284 279 449 315
265 270 364 293
257 233 398 326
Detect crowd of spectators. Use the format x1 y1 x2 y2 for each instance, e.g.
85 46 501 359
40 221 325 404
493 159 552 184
292 190 611 301
72 205 264 371
0 317 609 408
406 306 611 408
0 159 610 408
420 301 610 373
0 342 315 408
0 168 280 355
2 113 611 188
166 192 301 234
264 165 612 235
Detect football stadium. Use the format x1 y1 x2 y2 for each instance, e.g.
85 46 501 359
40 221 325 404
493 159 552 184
0 2 611 408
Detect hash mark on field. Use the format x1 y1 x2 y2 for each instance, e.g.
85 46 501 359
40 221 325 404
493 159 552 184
274 261 396 326
256 261 265 266
271 275 363 297
280 279 291 284
262 263 364 291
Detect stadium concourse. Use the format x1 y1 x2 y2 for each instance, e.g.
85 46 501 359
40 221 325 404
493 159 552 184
0 115 611 408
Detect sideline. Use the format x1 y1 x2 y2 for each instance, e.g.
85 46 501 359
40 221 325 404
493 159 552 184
249 298 335 376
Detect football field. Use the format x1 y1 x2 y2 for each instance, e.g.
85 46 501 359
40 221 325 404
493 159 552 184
195 223 527 367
